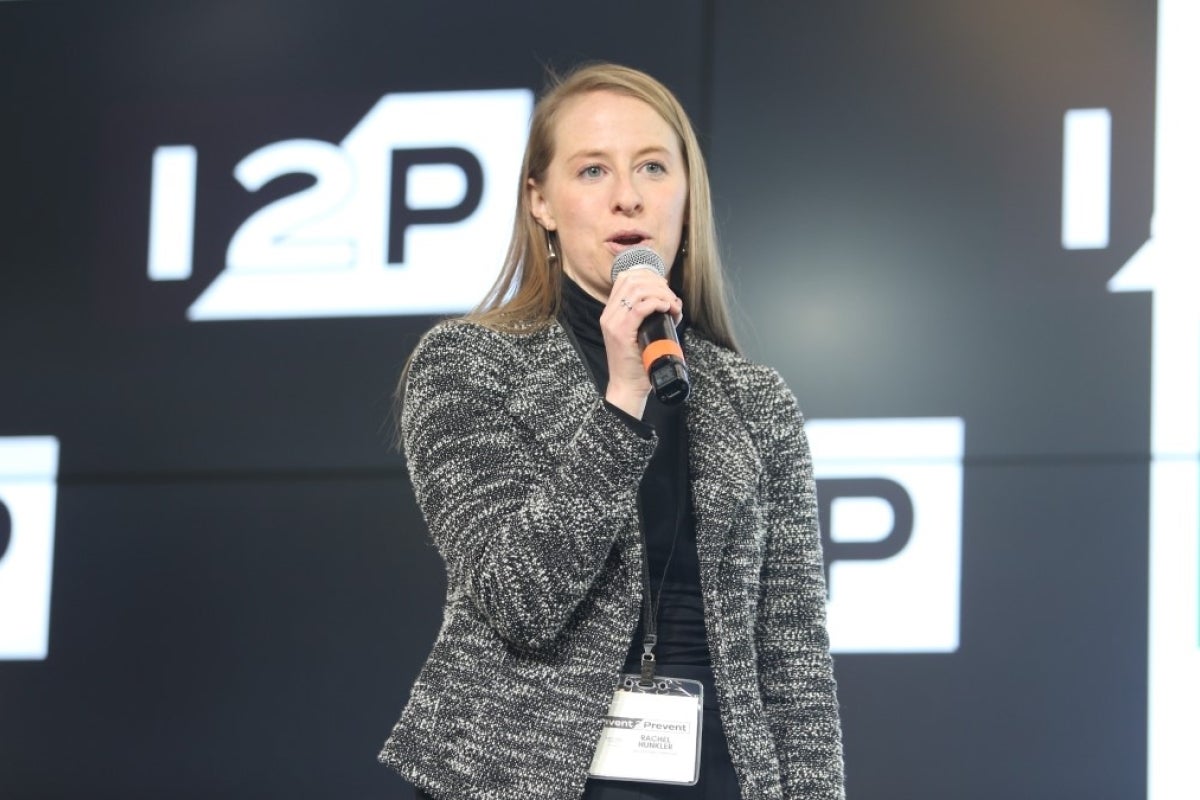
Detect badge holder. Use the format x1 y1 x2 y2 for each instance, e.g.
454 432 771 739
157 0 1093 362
588 668 704 785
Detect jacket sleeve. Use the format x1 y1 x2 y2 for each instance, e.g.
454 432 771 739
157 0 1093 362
399 322 657 652
751 368 846 799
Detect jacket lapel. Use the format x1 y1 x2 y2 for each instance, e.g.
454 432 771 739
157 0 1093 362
506 326 761 581
505 324 604 450
683 335 762 582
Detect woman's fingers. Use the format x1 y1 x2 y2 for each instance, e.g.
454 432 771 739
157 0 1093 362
599 271 683 417
607 271 681 324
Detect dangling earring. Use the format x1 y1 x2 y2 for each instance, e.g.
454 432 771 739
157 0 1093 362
546 230 559 264
679 228 688 258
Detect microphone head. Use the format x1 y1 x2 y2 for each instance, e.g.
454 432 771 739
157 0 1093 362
610 246 666 283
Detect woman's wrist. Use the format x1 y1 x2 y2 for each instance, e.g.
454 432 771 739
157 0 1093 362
605 382 650 420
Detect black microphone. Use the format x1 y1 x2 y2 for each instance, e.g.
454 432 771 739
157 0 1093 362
610 246 691 405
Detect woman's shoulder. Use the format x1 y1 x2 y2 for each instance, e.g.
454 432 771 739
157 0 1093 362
411 317 557 365
684 332 799 412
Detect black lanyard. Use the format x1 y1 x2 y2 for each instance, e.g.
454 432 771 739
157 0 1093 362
635 483 684 685
557 317 688 686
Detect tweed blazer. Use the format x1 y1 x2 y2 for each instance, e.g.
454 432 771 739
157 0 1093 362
379 319 844 800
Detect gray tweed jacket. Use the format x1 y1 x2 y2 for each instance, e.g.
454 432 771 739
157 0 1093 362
379 320 844 800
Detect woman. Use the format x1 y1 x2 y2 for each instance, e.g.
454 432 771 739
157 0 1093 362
379 63 844 800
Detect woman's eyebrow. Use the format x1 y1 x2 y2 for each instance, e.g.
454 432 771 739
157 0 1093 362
564 145 673 162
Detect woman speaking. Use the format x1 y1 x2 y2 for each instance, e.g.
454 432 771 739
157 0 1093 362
379 63 845 800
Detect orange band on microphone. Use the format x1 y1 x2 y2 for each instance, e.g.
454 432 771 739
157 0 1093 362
642 339 684 372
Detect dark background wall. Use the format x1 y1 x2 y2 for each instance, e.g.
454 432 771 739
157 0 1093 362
0 1 1162 798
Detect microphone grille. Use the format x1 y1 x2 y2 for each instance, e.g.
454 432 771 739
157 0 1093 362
610 246 666 282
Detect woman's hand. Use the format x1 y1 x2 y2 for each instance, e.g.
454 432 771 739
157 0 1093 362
600 267 683 418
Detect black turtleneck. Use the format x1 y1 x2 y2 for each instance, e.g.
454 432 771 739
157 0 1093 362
558 276 711 670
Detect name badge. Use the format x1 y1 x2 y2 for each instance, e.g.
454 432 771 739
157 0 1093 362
588 674 704 785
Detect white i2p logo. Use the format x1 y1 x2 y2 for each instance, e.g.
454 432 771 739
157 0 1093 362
809 418 964 653
0 437 59 660
147 89 534 320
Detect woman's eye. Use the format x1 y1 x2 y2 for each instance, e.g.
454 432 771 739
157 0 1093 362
643 161 667 176
580 165 604 179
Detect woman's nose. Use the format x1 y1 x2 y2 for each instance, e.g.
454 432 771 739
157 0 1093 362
611 173 643 214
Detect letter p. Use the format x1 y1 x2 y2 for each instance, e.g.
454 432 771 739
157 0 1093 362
807 418 964 653
0 437 59 660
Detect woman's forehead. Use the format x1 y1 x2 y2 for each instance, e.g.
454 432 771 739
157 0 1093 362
549 90 681 158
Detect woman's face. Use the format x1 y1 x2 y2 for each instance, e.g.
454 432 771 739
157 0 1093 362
529 90 688 301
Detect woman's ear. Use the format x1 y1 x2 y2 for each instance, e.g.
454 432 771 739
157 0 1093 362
528 178 556 231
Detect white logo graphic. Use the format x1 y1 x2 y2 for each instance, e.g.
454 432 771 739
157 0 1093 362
809 418 964 653
1074 2 1200 797
1061 107 1112 250
147 89 534 320
1062 2 1200 796
0 437 60 660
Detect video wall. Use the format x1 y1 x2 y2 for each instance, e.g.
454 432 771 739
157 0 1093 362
3 1 1195 798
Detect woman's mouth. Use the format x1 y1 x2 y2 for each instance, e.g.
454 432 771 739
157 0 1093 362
609 232 649 247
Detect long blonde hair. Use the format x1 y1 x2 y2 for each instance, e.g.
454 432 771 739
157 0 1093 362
469 63 738 352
